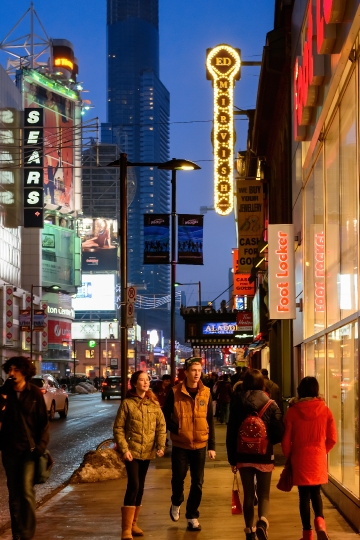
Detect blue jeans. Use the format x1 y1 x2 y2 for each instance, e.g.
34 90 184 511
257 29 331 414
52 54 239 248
171 445 206 519
2 451 36 540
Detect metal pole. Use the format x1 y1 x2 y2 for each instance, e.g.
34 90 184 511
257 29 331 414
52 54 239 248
198 281 201 311
98 318 101 380
120 153 128 401
73 338 76 392
170 168 177 383
30 284 34 361
105 336 108 375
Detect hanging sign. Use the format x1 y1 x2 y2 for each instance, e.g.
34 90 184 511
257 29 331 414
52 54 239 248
143 214 170 264
268 224 296 319
41 301 48 351
5 286 14 346
177 215 204 265
23 108 44 228
206 44 241 215
236 179 264 272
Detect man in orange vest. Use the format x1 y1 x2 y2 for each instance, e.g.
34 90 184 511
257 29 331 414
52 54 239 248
163 357 216 531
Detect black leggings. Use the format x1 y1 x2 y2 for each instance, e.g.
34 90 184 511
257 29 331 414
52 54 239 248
124 459 150 506
298 485 324 530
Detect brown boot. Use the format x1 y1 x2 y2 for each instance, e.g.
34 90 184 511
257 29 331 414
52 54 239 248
121 506 135 540
132 506 144 536
314 517 329 540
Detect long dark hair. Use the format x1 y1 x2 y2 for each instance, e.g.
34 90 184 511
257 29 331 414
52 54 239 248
242 369 265 392
130 370 159 405
297 376 319 399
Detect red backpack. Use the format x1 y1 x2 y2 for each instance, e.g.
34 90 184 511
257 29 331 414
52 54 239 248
237 399 274 455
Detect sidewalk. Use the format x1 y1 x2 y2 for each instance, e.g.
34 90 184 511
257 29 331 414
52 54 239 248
1 424 359 540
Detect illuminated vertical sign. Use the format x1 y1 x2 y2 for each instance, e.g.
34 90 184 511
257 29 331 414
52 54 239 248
0 108 21 227
24 108 44 227
314 230 325 312
268 224 296 319
206 45 241 216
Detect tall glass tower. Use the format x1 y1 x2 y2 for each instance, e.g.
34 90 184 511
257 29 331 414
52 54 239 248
105 0 170 334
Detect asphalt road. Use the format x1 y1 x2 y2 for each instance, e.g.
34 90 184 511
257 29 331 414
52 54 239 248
0 392 121 531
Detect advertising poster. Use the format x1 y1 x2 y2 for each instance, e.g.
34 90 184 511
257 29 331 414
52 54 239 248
177 214 204 265
143 214 170 264
23 77 75 211
72 274 115 312
236 179 264 272
42 223 75 287
48 320 71 344
19 309 31 332
80 218 118 271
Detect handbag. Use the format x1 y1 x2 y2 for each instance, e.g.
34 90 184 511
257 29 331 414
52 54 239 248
277 457 293 492
231 472 243 514
18 403 54 485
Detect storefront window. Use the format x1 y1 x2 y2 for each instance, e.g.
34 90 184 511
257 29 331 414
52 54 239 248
327 322 359 497
304 153 325 338
305 337 325 397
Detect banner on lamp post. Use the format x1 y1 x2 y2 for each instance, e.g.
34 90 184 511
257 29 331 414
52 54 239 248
5 286 14 346
177 214 204 265
268 224 296 319
143 214 170 264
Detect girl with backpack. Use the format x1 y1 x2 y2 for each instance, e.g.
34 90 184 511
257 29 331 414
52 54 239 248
226 369 284 540
282 376 336 540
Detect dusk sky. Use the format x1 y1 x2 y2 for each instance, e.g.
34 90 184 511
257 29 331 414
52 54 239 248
0 1 274 306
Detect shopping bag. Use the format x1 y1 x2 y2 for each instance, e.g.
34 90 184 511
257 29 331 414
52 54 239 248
231 472 243 514
277 458 293 492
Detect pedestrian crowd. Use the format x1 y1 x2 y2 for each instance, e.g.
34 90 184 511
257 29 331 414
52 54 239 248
0 356 337 540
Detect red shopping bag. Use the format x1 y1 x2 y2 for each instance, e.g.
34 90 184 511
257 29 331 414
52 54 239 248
231 472 243 514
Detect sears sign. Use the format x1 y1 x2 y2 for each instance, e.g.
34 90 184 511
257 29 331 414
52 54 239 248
24 108 44 227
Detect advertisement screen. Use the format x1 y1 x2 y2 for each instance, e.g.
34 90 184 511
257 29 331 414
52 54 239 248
79 218 118 271
42 223 75 287
72 274 115 311
23 77 76 211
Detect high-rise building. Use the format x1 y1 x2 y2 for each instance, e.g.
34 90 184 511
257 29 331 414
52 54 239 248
105 0 170 333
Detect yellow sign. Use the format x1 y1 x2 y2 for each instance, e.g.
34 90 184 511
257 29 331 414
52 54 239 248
236 179 264 271
54 58 74 70
206 45 241 216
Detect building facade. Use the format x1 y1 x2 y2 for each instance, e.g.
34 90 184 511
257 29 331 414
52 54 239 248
292 0 360 529
105 0 170 323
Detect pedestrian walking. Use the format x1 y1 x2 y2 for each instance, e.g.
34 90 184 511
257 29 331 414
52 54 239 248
261 369 282 409
0 356 49 540
231 366 242 386
281 376 337 540
226 369 284 540
216 373 232 424
153 374 172 408
163 357 216 532
113 370 166 540
209 372 219 416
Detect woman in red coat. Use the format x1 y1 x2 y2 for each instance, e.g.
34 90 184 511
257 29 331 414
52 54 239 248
282 377 336 540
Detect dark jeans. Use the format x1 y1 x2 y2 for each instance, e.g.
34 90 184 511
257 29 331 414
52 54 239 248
298 485 324 530
171 445 206 519
218 402 230 424
2 451 36 540
239 467 272 528
124 459 150 506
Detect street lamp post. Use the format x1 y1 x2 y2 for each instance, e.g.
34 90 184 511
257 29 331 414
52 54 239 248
30 284 61 364
109 154 200 393
175 281 202 311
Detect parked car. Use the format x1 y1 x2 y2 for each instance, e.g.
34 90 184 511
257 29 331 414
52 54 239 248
31 374 69 420
101 376 121 400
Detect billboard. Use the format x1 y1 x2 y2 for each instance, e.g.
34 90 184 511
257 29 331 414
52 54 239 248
23 73 78 212
80 218 118 271
42 223 75 287
72 274 115 312
48 319 71 344
72 321 119 340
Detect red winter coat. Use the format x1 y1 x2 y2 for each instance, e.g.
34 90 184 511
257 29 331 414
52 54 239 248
282 398 337 486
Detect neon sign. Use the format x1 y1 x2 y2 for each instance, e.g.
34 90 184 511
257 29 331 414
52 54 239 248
206 45 241 215
268 224 296 319
24 108 44 228
314 231 325 312
54 58 74 70
294 0 348 141
203 322 236 335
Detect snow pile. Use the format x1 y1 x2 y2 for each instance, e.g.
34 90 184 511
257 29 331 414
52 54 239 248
70 449 126 483
75 385 88 394
79 382 97 393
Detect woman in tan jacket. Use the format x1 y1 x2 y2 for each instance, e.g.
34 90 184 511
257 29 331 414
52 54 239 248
114 370 166 540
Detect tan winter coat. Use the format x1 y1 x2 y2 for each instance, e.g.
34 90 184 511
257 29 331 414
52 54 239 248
113 393 166 460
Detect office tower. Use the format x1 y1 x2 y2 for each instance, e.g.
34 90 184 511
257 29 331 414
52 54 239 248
105 0 170 334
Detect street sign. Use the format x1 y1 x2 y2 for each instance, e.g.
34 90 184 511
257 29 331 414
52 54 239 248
88 340 96 348
127 286 136 303
126 302 134 327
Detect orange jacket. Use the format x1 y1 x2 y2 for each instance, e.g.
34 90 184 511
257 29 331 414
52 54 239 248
282 398 337 485
170 380 210 450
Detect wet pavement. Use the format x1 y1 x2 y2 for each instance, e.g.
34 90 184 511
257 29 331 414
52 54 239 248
1 422 359 539
0 393 121 533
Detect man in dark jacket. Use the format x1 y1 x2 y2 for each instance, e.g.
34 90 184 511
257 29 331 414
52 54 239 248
261 369 282 409
0 356 49 540
153 374 172 409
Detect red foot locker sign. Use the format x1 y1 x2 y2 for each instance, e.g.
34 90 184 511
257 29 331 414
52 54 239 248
268 224 296 319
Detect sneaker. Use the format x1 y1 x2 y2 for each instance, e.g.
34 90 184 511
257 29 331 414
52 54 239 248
187 518 202 531
170 504 181 522
256 518 268 540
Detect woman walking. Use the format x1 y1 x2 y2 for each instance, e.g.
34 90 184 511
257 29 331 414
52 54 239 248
216 373 232 424
282 377 336 540
114 371 166 540
226 369 284 540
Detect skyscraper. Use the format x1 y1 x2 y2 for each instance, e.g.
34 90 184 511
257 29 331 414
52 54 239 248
104 0 170 334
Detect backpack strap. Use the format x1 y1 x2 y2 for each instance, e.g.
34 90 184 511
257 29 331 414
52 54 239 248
258 399 274 418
